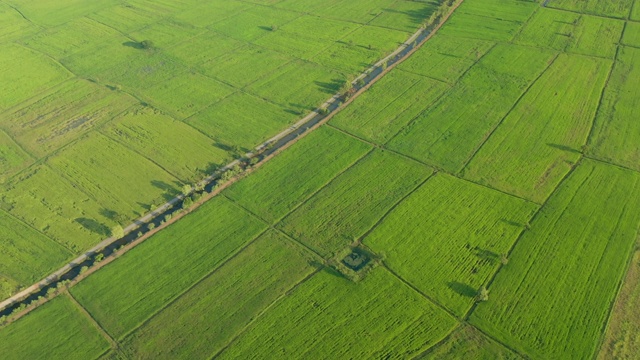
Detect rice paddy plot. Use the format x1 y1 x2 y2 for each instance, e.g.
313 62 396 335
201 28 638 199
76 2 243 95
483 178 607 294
589 47 640 171
0 44 70 110
470 160 640 360
171 1 252 28
0 3 37 43
2 165 118 251
224 127 372 224
330 70 449 144
388 44 554 173
208 5 302 42
278 149 432 258
118 230 317 359
545 0 634 19
246 60 346 112
422 325 522 360
302 0 396 24
128 20 201 49
0 275 18 300
0 209 70 286
217 269 458 359
7 0 119 27
21 17 125 59
364 173 537 316
87 2 168 33
59 41 140 78
95 52 187 92
622 21 640 47
47 133 180 222
398 35 495 84
101 106 231 182
597 249 640 360
0 130 32 181
0 79 137 158
0 296 109 360
633 1 640 20
141 72 235 119
514 9 624 58
464 54 611 203
437 0 537 41
163 31 245 67
185 92 298 151
369 0 439 32
71 196 267 338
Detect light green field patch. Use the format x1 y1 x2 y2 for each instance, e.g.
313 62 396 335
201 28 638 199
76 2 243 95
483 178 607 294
438 0 537 41
398 35 495 83
470 160 640 359
0 210 70 284
119 230 316 359
164 30 245 66
71 196 267 338
218 269 458 359
278 149 432 258
0 275 19 300
60 41 140 77
129 19 201 49
88 2 167 33
186 92 298 150
0 130 32 181
330 70 449 144
199 44 294 88
252 26 333 59
97 52 187 91
546 0 633 19
307 0 395 24
0 44 70 110
0 296 109 360
7 0 119 26
172 1 252 28
464 54 611 203
225 127 372 223
423 326 523 360
209 5 301 41
0 3 37 43
365 174 537 316
141 72 235 119
370 0 439 32
47 133 180 221
247 60 345 112
515 9 624 58
2 165 116 251
633 0 640 20
102 106 230 182
589 47 640 171
1 79 137 158
275 13 361 43
388 44 555 172
622 21 640 47
21 17 124 59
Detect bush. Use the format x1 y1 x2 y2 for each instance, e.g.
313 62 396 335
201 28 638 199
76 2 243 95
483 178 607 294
140 39 154 49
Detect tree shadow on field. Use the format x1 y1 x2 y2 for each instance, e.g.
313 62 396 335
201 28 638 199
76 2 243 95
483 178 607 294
151 180 173 192
547 143 582 154
314 79 344 94
122 41 144 49
99 208 118 220
76 218 110 237
381 1 439 27
472 247 499 264
448 281 476 298
500 218 524 227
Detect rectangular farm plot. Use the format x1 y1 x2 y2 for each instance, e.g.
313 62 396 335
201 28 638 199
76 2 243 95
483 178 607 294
119 230 317 359
0 3 37 43
47 133 180 221
217 269 457 359
546 0 634 19
306 0 396 24
463 54 611 203
171 1 252 28
0 296 109 360
71 196 267 338
398 35 495 84
101 106 230 182
438 0 537 41
515 9 624 59
423 325 523 360
224 127 372 223
141 72 235 119
623 22 640 47
1 79 137 158
0 210 71 285
246 59 346 113
208 5 301 42
388 44 555 173
186 92 298 151
589 47 640 171
0 275 19 300
278 149 432 258
0 44 70 110
8 0 119 27
2 165 117 251
469 160 640 359
94 52 188 92
88 2 167 33
164 31 245 67
330 70 449 144
364 174 538 317
0 130 32 181
370 0 439 32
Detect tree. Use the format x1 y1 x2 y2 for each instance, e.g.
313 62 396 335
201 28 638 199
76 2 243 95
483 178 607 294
182 184 193 196
111 224 125 239
270 25 278 31
140 39 154 49
476 286 489 302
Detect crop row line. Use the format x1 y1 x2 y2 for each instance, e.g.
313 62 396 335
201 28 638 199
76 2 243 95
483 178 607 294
65 291 119 350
